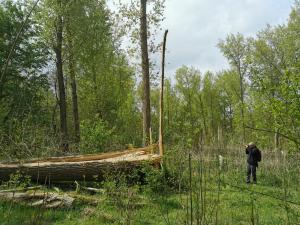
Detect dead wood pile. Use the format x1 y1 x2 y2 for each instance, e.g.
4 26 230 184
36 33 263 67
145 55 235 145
0 189 74 208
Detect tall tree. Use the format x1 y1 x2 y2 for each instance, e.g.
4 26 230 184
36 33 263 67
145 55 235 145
64 0 83 144
67 32 80 143
67 0 141 149
215 70 241 144
247 5 300 149
218 34 250 143
140 0 151 146
175 66 202 147
0 0 52 157
113 0 165 146
159 29 168 155
54 0 68 151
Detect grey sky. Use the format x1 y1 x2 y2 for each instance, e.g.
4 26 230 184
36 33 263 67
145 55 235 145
159 0 293 77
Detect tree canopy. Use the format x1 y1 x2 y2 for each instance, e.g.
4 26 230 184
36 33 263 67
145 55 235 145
0 0 299 160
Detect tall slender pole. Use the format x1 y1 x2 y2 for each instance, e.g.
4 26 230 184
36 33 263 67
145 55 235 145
189 152 193 224
159 30 168 156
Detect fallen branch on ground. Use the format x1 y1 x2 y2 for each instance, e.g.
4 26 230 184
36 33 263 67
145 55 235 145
74 181 104 194
0 186 42 193
0 191 74 208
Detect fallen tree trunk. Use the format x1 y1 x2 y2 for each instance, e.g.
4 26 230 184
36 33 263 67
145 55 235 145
0 145 157 164
0 147 161 182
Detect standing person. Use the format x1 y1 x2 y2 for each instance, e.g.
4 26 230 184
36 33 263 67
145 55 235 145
245 142 261 184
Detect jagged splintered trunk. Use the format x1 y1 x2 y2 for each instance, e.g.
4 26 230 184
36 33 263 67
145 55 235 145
159 30 168 156
140 0 151 146
55 1 68 151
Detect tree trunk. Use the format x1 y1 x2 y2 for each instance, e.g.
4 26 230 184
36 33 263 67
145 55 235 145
210 89 214 144
140 0 151 146
67 30 80 143
55 2 68 151
274 129 279 151
0 148 161 182
199 94 207 143
159 30 168 156
69 57 80 143
238 65 246 144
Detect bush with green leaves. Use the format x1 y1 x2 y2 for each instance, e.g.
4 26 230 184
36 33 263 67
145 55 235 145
79 119 114 152
0 170 31 190
139 165 170 195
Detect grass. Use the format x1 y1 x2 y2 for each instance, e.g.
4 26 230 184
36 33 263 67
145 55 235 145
1 186 299 225
1 148 300 225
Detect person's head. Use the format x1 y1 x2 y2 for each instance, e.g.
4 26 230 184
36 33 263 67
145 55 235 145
247 142 256 148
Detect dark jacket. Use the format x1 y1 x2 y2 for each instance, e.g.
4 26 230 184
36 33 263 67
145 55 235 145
246 146 260 166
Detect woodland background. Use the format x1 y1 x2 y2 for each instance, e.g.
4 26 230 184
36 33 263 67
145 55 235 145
1 1 300 225
1 0 299 159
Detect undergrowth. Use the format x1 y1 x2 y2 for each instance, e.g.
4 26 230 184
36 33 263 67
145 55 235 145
1 147 300 225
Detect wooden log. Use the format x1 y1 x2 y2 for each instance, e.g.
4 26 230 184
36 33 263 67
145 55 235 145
81 187 105 194
0 145 157 164
0 186 42 193
0 191 74 208
0 151 161 182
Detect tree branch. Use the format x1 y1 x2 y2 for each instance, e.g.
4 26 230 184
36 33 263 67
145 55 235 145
245 126 300 145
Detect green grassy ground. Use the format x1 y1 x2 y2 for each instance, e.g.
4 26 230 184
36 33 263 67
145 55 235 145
1 150 300 225
1 184 299 225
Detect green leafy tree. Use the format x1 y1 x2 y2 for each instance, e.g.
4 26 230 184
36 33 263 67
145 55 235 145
247 5 300 149
218 33 250 143
0 0 51 157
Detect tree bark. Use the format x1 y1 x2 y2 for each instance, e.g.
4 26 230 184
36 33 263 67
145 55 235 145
140 0 151 146
0 148 161 182
67 29 80 143
199 94 207 143
210 88 214 144
55 1 68 151
274 130 279 150
69 56 80 143
159 30 168 156
238 65 246 144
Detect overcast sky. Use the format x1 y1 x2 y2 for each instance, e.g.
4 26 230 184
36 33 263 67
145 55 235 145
158 0 293 77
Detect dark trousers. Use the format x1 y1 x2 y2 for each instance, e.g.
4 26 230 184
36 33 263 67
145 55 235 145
247 164 257 183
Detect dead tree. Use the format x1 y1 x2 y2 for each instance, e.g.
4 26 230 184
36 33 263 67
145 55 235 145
159 30 168 156
140 0 151 146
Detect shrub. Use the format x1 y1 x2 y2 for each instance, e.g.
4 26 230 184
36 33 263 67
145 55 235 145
80 119 114 152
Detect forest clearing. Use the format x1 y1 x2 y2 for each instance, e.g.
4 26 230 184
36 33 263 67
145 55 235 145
1 148 300 224
1 0 300 224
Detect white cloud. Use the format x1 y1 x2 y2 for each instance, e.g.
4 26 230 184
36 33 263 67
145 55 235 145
109 0 293 78
160 0 293 77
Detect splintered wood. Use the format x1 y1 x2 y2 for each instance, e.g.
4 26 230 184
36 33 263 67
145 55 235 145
0 145 161 182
